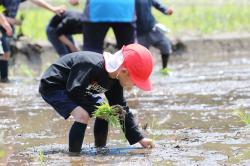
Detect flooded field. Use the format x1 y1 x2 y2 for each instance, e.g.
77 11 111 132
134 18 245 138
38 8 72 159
1 52 250 165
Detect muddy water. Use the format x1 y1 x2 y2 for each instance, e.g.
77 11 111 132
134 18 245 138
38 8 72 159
1 52 250 166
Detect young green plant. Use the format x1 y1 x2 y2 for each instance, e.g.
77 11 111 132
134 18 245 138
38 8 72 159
233 110 250 125
93 102 126 128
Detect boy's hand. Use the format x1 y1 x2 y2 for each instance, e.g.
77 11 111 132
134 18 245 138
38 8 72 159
139 138 155 148
165 8 174 15
112 104 126 119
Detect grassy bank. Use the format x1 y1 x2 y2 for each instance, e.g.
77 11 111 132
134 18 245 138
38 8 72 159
16 0 250 41
156 0 250 36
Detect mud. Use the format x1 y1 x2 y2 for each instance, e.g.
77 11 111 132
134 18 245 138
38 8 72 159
10 33 250 70
0 48 250 165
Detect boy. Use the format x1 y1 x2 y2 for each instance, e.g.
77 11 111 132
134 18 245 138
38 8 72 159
46 10 84 57
136 0 173 73
39 43 154 154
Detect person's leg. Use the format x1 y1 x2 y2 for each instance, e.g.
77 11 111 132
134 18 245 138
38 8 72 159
0 35 11 82
94 118 108 147
112 22 135 49
0 58 9 82
40 90 89 154
150 29 172 69
137 33 151 49
65 35 75 53
83 22 109 53
46 25 70 56
69 106 89 153
157 37 172 69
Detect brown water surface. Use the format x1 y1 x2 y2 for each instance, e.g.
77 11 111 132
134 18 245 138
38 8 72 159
1 52 250 165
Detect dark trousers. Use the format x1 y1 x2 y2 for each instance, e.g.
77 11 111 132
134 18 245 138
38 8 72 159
83 22 135 53
46 25 74 57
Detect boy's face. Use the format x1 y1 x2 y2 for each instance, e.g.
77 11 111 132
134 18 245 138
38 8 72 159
118 68 134 91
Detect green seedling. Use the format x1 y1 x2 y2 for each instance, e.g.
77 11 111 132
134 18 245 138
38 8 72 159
37 150 45 164
160 68 171 76
234 110 250 125
20 64 36 77
93 103 126 128
0 149 5 158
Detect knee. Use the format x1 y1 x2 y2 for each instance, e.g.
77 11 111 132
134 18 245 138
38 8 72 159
76 113 89 124
71 107 90 124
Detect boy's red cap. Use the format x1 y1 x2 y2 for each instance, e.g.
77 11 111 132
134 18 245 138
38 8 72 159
122 44 153 91
104 43 153 91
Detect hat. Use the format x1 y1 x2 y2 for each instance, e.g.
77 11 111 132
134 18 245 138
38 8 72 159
103 43 153 91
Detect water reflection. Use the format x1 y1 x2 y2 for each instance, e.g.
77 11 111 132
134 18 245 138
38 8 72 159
1 53 250 165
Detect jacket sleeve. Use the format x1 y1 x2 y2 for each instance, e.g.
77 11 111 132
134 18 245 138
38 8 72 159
55 19 69 36
152 0 167 14
105 81 144 145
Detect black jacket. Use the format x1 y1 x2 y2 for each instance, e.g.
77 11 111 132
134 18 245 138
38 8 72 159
39 51 144 144
48 10 84 36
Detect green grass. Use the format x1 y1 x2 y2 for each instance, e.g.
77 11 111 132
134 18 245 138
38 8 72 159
234 110 250 125
14 1 250 41
155 0 250 36
0 5 6 13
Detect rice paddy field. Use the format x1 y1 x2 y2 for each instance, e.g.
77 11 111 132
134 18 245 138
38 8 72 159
1 0 250 165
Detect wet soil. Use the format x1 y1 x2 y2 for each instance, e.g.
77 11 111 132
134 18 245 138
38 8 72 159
0 51 250 165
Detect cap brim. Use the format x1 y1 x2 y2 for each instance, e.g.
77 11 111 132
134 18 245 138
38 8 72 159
103 51 124 72
131 76 152 91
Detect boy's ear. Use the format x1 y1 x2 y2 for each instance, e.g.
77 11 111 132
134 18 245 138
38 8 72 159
121 67 128 73
121 68 130 76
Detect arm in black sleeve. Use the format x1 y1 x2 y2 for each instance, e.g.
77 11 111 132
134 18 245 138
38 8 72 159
55 18 68 36
105 82 144 145
152 0 167 14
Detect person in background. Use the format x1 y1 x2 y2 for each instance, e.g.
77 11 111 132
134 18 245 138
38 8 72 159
39 43 155 154
135 0 173 75
72 0 136 53
0 12 12 36
0 0 65 83
0 6 12 81
46 10 84 57
0 14 10 60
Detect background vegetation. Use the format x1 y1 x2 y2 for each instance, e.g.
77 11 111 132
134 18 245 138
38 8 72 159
16 0 250 41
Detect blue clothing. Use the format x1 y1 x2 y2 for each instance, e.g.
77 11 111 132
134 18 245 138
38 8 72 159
0 0 26 81
82 0 136 53
0 0 26 18
1 34 10 52
136 0 172 69
83 0 136 22
135 0 167 35
0 0 26 51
